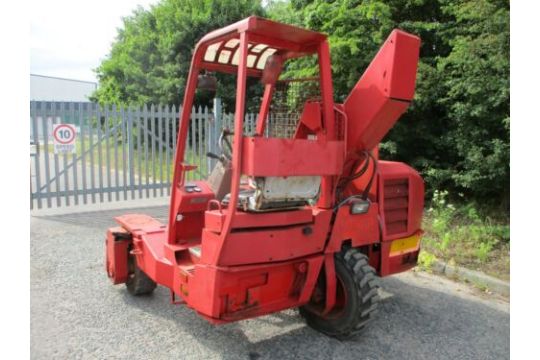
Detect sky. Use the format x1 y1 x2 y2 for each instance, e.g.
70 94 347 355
30 0 159 83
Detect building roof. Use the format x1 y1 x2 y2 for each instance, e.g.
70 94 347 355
30 74 97 102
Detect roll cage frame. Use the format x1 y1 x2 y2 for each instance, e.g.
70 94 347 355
167 16 337 244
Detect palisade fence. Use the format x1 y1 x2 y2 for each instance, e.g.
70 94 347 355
30 99 259 210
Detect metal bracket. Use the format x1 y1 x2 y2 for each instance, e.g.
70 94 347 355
322 253 336 316
170 290 186 305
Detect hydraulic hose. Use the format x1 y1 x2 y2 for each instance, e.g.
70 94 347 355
362 151 378 200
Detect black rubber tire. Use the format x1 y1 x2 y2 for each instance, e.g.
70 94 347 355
126 264 157 296
300 247 380 338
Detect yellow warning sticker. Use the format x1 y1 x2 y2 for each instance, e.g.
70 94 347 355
390 233 421 256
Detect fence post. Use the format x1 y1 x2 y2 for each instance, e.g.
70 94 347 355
204 106 210 176
211 98 222 170
127 106 135 199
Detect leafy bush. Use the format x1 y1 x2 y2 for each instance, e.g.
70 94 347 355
422 190 509 278
269 0 509 207
94 0 509 209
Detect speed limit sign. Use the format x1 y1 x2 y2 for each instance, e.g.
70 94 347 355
53 124 77 154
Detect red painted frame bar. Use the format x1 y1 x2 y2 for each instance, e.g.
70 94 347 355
211 31 250 264
167 51 202 244
317 40 336 209
255 83 274 136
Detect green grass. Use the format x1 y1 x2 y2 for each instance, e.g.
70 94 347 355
420 190 510 280
417 250 438 272
84 140 209 183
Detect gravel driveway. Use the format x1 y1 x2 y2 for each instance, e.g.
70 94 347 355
31 205 509 359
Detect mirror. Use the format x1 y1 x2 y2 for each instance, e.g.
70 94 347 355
261 55 284 85
197 74 217 93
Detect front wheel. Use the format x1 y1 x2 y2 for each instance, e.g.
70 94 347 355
126 253 156 296
300 248 380 338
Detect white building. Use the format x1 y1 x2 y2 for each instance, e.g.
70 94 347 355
30 74 97 102
30 74 97 141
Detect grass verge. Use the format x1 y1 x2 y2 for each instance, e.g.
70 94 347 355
418 190 510 281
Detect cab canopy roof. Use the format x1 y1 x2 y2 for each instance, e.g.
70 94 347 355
197 16 327 76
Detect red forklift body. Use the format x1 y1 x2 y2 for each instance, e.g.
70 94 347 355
105 16 424 328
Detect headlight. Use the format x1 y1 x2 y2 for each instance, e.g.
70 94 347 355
350 199 370 215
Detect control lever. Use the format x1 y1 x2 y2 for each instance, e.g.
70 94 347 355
206 151 226 164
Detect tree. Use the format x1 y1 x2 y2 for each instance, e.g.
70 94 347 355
437 0 510 206
268 0 509 207
93 0 264 110
95 0 510 207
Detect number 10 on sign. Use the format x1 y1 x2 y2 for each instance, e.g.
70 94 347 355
52 124 77 154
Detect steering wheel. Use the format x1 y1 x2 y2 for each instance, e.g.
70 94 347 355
206 128 233 163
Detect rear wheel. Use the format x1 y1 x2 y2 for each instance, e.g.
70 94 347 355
300 247 380 338
126 253 156 296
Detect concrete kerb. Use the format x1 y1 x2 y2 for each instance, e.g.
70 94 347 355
431 260 510 297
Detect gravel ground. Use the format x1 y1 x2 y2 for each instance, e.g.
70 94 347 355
31 205 509 360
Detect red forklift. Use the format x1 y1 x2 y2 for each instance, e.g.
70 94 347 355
105 16 423 338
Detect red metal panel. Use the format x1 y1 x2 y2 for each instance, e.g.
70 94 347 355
326 203 380 253
379 241 420 277
344 29 420 152
386 31 421 101
216 226 322 265
247 17 327 46
377 161 424 241
189 255 324 321
167 180 215 243
175 212 205 243
345 96 409 152
132 229 175 287
175 180 215 213
241 137 344 176
205 211 224 233
293 101 322 139
105 228 129 284
202 209 331 266
204 207 313 233
114 214 166 234
297 101 322 133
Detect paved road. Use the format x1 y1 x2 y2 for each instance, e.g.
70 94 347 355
31 205 509 360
